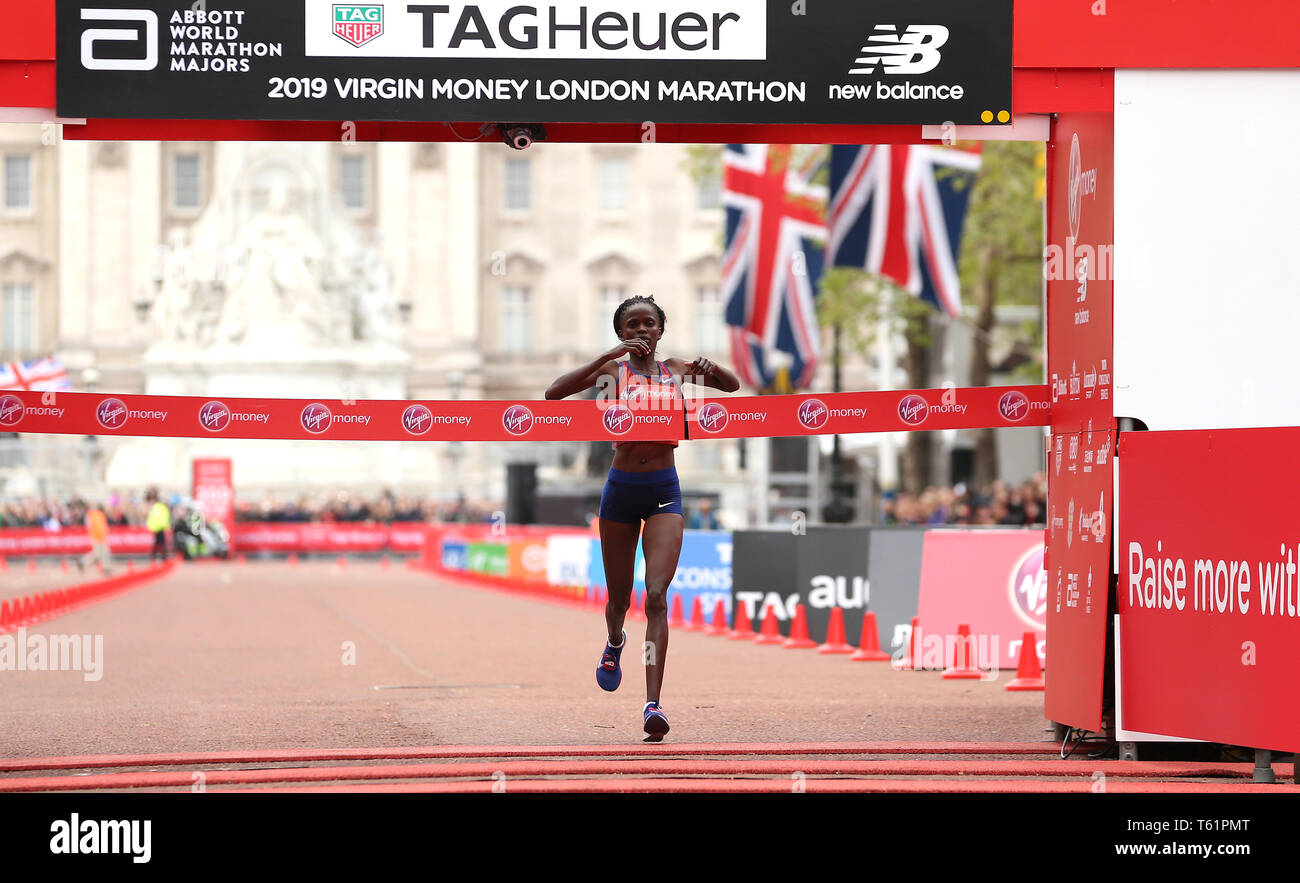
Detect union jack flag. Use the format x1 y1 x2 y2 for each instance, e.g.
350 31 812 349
826 145 980 316
722 144 827 391
0 357 71 392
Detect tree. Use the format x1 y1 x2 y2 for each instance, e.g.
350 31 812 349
816 267 935 493
955 142 1046 487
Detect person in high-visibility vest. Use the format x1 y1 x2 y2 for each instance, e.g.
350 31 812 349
80 503 112 574
145 488 171 562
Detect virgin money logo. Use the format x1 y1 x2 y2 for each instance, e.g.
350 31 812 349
797 398 828 431
402 404 433 436
696 402 729 433
0 395 23 427
998 391 1030 422
199 401 231 433
602 405 634 436
502 405 534 436
301 403 333 434
1009 543 1047 631
96 398 129 430
897 394 928 426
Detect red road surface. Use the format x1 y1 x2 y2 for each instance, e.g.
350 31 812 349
0 561 1288 793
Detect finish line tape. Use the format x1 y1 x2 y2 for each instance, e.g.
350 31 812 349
0 386 1049 442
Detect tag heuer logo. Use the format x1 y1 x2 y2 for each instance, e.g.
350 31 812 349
334 4 383 48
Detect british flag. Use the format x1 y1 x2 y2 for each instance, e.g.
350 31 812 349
0 357 71 392
826 145 980 316
722 144 827 391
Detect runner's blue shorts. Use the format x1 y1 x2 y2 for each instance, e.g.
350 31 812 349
598 468 683 524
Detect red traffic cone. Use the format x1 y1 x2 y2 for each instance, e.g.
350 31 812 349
942 624 983 679
818 607 855 654
729 598 754 640
669 594 686 628
851 612 892 661
783 605 817 649
1006 632 1045 691
684 597 705 632
895 616 921 670
754 605 784 645
235 553 247 566
704 599 729 636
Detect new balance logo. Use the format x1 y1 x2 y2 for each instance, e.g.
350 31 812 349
850 25 948 75
80 8 158 71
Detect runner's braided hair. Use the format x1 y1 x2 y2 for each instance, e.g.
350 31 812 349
613 294 666 335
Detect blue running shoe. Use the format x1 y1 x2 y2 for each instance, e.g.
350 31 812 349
642 702 670 742
596 629 626 692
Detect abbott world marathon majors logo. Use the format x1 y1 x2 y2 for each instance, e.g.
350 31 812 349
1010 543 1047 631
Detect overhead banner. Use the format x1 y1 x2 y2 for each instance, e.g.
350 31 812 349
57 0 1013 124
1119 427 1300 753
0 385 1047 442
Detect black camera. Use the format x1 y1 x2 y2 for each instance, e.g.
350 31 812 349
497 123 547 151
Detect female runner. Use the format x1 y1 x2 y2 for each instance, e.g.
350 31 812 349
545 295 739 741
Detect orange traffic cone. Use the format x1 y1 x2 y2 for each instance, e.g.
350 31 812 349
236 553 247 566
783 605 817 649
818 607 855 654
288 553 299 568
942 624 983 679
704 599 729 636
669 594 686 628
685 597 705 632
729 598 754 640
895 616 921 670
851 612 891 661
754 605 784 645
1006 632 1045 691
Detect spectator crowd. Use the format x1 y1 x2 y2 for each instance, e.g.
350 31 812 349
881 474 1048 527
0 491 503 529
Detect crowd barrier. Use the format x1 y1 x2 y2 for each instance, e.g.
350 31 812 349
0 559 178 634
0 523 428 557
419 522 1046 669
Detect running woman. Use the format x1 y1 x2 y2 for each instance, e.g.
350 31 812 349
545 295 740 741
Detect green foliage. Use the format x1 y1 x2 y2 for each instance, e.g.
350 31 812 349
958 141 1045 308
816 267 933 361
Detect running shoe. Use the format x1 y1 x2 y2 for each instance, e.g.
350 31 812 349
596 629 626 692
642 702 670 742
